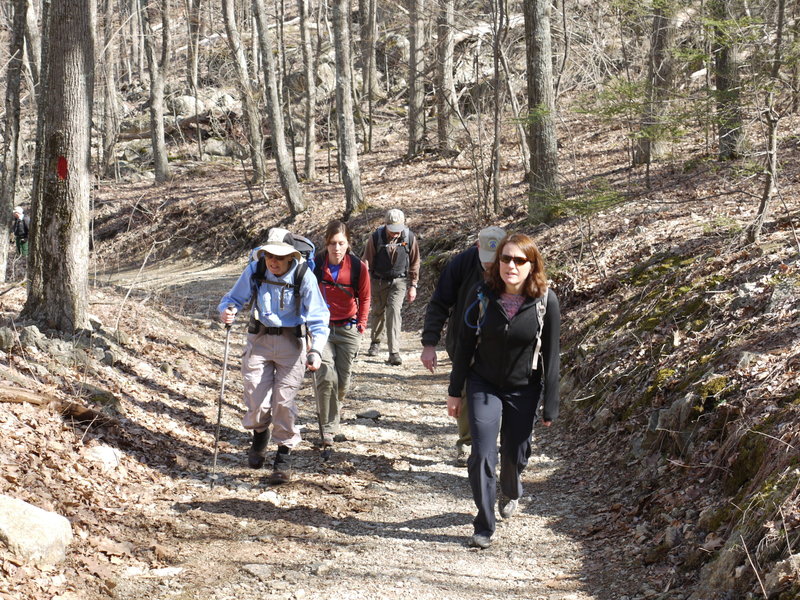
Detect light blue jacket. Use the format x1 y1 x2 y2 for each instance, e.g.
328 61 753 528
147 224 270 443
218 259 330 353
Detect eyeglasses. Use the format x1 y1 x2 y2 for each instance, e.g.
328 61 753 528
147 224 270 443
499 254 530 266
264 252 291 261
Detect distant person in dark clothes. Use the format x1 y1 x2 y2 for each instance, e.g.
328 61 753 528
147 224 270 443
447 232 561 549
362 209 420 366
420 226 506 467
312 220 371 448
12 206 30 256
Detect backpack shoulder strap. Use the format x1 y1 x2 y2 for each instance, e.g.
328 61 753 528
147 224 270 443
293 261 309 316
531 289 549 373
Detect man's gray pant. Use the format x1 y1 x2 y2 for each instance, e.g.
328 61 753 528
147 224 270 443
314 324 361 436
369 277 406 355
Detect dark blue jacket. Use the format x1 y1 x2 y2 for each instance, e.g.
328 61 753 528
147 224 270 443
421 245 483 359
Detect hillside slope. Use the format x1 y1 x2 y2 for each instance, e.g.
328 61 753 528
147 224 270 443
1 113 799 599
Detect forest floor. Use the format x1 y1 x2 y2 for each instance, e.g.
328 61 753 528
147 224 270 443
1 111 799 599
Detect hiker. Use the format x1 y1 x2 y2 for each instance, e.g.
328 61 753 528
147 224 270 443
447 232 560 549
312 220 371 448
218 229 330 484
362 208 420 366
420 226 506 467
12 206 30 256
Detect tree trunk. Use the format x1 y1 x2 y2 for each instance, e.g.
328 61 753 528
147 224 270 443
0 0 27 283
332 0 364 219
253 0 306 215
491 0 507 215
101 0 120 178
711 0 744 161
24 0 41 90
186 0 201 91
523 0 560 220
407 0 425 157
436 0 455 153
298 0 317 180
23 0 95 333
362 0 379 100
140 0 171 182
222 0 268 183
748 0 785 243
632 6 676 167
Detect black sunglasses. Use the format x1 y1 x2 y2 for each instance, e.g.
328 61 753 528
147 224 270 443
264 252 291 261
499 254 530 266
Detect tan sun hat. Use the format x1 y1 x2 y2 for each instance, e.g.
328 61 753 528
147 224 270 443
255 227 301 261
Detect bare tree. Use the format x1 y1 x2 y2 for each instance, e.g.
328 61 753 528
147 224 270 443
253 0 306 215
407 0 425 157
332 0 364 219
632 4 676 167
24 0 41 89
1 0 28 283
222 0 268 182
748 0 786 243
524 0 560 219
186 0 202 91
711 0 744 160
101 0 120 178
298 0 317 179
140 0 171 182
23 0 95 332
436 0 455 153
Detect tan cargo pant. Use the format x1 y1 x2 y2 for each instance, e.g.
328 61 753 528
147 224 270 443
314 323 361 436
369 277 406 355
241 329 306 449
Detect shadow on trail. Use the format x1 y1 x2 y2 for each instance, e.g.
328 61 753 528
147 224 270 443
175 497 470 546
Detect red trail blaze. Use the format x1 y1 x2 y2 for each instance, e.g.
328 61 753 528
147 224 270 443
57 157 68 180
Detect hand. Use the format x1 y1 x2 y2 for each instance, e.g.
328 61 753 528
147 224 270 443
407 286 417 303
306 351 322 371
420 345 437 373
542 420 552 427
447 395 462 418
220 306 237 325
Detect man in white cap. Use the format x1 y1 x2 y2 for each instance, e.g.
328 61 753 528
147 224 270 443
362 209 420 366
11 206 30 256
218 228 330 483
420 226 506 465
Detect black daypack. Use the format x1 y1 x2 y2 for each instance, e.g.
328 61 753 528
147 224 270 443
312 250 363 299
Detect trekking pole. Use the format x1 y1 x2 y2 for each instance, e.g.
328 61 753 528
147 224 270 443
211 308 234 489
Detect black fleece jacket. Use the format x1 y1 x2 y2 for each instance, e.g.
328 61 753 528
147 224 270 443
448 282 561 422
421 245 484 358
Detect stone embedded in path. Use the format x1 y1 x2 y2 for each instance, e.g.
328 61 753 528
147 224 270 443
243 563 273 581
356 409 381 419
0 494 73 566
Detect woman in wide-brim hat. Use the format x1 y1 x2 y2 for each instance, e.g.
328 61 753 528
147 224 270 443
218 228 330 484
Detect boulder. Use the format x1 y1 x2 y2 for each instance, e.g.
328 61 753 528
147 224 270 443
0 327 16 351
0 495 73 566
170 95 205 116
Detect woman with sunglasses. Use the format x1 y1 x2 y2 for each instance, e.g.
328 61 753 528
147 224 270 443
312 220 371 449
447 232 560 549
218 228 330 484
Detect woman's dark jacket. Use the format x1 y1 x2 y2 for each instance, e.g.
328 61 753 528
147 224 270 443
448 282 561 422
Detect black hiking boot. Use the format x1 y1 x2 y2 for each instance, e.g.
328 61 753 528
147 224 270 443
248 429 270 469
268 445 292 484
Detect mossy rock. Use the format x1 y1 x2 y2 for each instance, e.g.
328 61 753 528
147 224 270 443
723 431 768 495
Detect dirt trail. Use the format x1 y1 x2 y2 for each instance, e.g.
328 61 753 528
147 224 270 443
98 264 643 600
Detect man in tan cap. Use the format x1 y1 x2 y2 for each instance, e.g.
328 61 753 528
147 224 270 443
420 226 505 465
362 209 420 366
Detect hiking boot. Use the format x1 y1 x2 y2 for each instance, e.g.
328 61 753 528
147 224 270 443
386 353 403 366
455 444 469 467
321 433 334 447
499 495 518 520
268 446 292 484
248 429 270 469
469 533 492 549
367 342 380 356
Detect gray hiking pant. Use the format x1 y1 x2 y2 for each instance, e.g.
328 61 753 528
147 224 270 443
314 323 361 436
368 277 406 355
